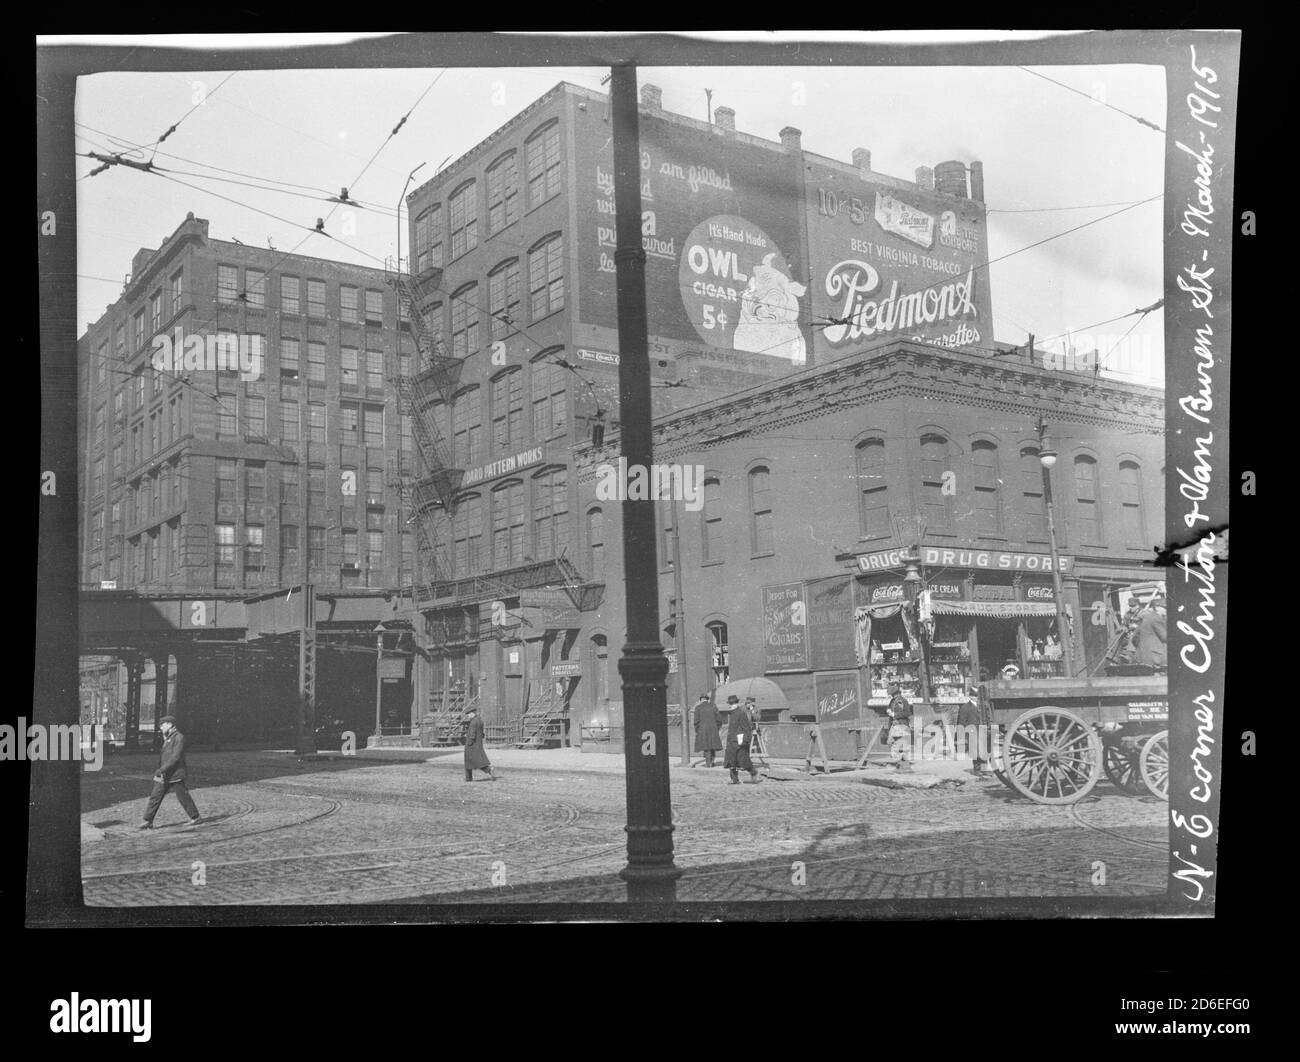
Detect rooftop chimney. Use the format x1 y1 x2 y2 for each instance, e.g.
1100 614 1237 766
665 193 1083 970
779 126 803 153
714 106 736 132
915 165 935 191
131 247 157 277
640 84 663 110
934 160 968 199
851 148 872 174
968 160 985 202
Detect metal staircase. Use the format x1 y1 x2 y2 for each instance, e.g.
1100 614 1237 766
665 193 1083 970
422 690 476 747
514 680 568 748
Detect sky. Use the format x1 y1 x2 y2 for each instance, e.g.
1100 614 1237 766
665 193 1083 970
71 39 1167 385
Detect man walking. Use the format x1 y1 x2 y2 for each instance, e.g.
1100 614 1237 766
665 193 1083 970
463 705 497 782
956 685 987 774
138 716 201 829
693 693 723 768
721 695 761 785
886 683 913 772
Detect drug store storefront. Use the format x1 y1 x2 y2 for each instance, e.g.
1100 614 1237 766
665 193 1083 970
851 545 1081 725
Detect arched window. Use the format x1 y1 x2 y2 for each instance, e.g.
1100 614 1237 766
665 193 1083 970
1020 446 1047 543
448 181 477 259
526 120 562 206
414 204 442 272
586 506 605 580
591 632 610 704
491 480 525 569
452 493 483 577
488 259 520 340
529 233 565 319
1073 455 1102 544
702 475 723 563
855 438 889 536
748 465 774 555
707 621 730 684
532 465 569 561
451 387 482 468
919 433 953 532
971 439 1002 535
450 284 480 358
486 151 519 235
1118 460 1145 548
491 367 523 450
531 354 568 439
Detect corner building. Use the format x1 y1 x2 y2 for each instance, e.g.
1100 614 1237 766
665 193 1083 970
400 80 1000 745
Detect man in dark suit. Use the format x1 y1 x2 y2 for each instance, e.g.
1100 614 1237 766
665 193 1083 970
138 716 201 829
463 706 497 782
693 694 723 768
722 695 761 785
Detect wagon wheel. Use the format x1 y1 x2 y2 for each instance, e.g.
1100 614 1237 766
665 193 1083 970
1001 706 1101 804
988 725 1013 789
1102 739 1146 794
1139 730 1169 800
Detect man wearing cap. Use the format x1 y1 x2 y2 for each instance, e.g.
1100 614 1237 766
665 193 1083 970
463 705 497 782
743 696 763 762
721 695 761 784
138 716 201 829
693 693 723 768
886 683 913 772
956 685 987 774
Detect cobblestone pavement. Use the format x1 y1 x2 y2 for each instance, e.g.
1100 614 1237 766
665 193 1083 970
81 749 1168 907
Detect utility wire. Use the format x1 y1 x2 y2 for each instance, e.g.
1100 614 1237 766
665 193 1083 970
144 72 238 159
1016 66 1165 134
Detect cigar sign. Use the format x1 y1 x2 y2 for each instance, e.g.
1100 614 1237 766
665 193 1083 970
807 160 993 356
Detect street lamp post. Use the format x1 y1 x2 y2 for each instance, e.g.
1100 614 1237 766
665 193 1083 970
611 63 680 904
1037 417 1076 677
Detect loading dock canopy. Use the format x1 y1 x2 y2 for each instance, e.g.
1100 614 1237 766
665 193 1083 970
928 601 1058 619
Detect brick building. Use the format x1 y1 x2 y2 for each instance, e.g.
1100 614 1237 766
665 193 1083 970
77 212 421 595
575 339 1165 755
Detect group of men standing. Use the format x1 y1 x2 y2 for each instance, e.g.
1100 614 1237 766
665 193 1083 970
692 694 762 784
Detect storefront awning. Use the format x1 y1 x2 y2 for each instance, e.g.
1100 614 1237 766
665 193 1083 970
929 600 1058 619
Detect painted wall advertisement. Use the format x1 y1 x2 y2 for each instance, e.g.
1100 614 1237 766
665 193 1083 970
574 108 809 368
805 576 857 670
806 160 994 357
761 582 808 671
813 671 862 724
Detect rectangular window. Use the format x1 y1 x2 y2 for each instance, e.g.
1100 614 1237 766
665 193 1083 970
115 323 126 361
527 123 562 205
133 310 145 351
342 529 359 565
216 460 237 503
749 467 773 555
489 261 520 340
172 460 183 508
532 467 569 561
149 412 160 454
280 401 300 442
365 289 384 324
307 465 325 510
341 346 358 388
307 341 326 382
92 457 104 497
702 477 723 562
281 276 301 315
93 405 105 447
971 442 1002 535
529 235 564 319
366 507 384 532
308 526 325 569
169 520 180 573
245 525 265 568
487 153 519 234
307 279 326 318
112 443 123 473
169 269 184 314
363 406 383 447
449 183 478 259
281 525 299 575
281 467 300 506
215 523 237 567
245 462 266 505
245 269 266 308
492 370 523 449
366 530 383 571
218 265 239 305
341 285 360 323
150 290 162 334
244 396 266 439
216 397 237 440
366 468 384 498
90 509 103 551
365 349 384 391
492 482 525 569
307 403 326 444
453 388 482 468
416 204 444 272
340 403 359 446
279 336 300 371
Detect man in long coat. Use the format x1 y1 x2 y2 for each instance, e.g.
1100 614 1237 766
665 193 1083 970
722 695 761 784
693 694 723 768
463 706 497 782
1135 603 1167 668
138 715 202 829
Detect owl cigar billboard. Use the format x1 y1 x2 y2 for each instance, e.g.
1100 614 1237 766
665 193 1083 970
806 159 994 357
573 105 810 369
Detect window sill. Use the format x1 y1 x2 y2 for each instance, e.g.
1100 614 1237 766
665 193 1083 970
751 551 775 560
530 306 566 328
700 560 724 569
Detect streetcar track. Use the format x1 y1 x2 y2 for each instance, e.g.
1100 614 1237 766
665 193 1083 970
1067 801 1167 852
